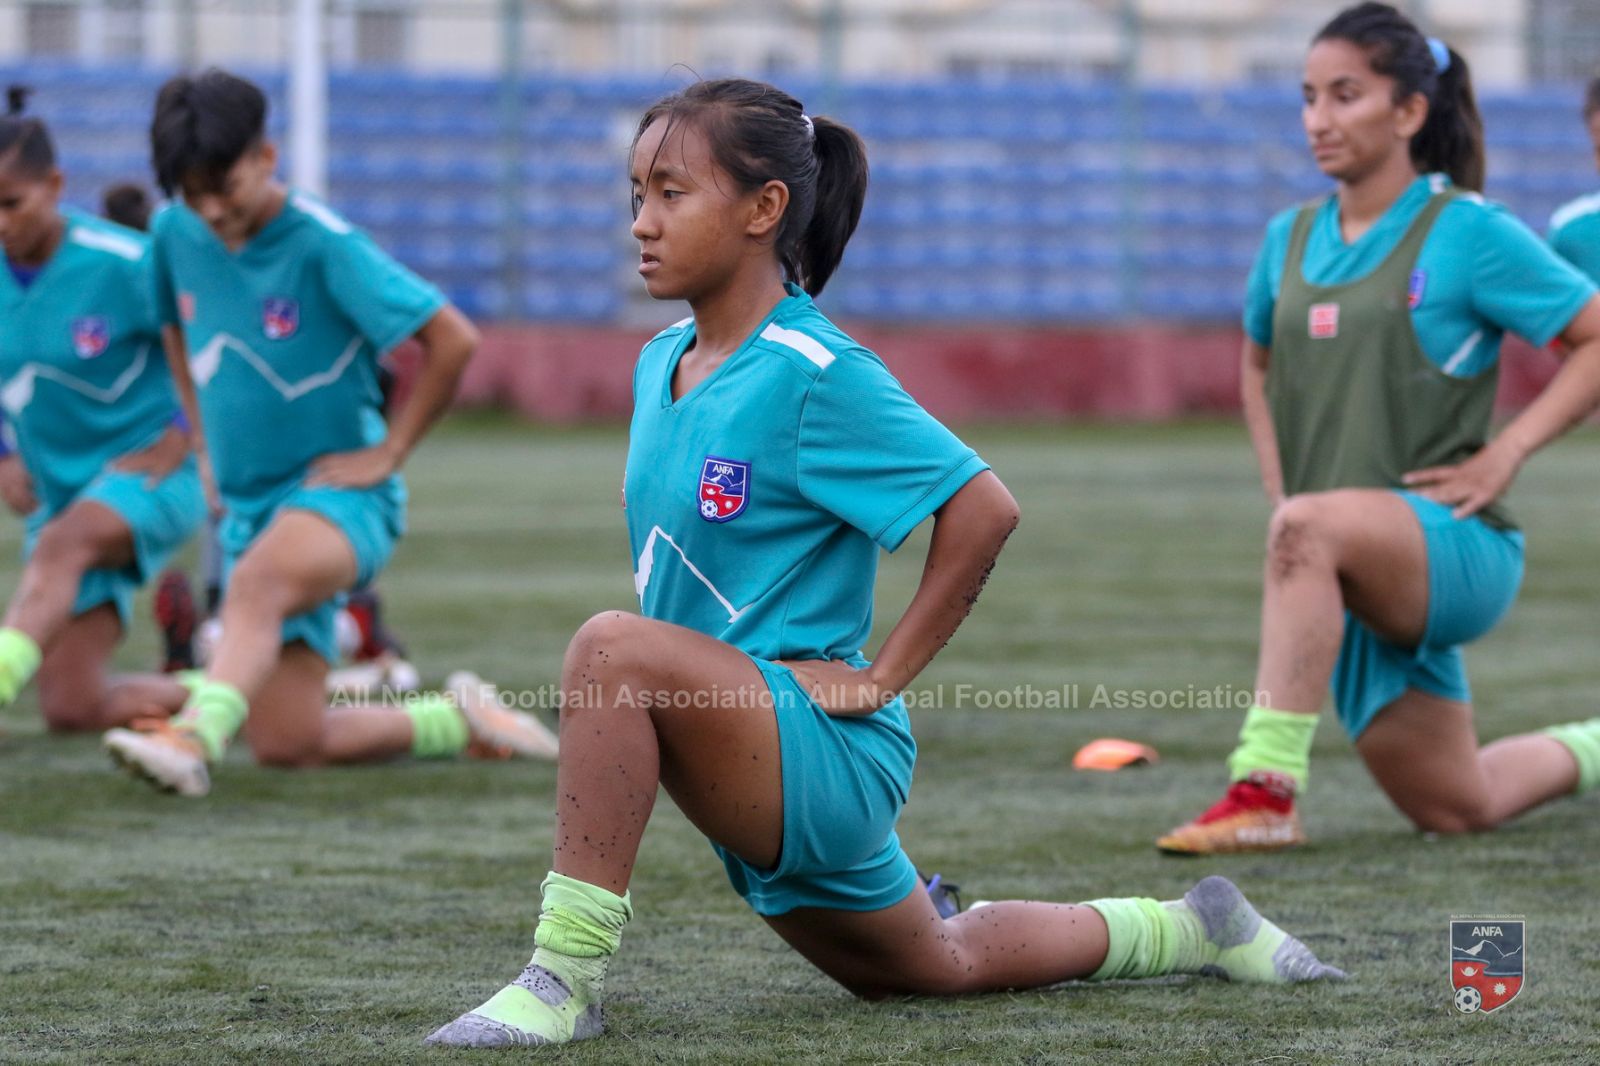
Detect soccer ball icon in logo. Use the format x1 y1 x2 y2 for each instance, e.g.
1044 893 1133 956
1454 985 1482 1014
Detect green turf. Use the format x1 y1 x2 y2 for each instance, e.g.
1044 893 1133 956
3 417 1598 1064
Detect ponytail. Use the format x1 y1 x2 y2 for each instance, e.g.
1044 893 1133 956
0 83 56 176
794 115 867 297
1411 43 1484 191
1315 2 1485 191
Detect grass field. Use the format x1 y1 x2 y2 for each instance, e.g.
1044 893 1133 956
3 417 1599 1064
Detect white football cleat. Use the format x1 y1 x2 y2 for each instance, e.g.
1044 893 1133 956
448 671 559 761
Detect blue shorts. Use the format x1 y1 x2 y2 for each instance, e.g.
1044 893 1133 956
715 657 920 917
219 479 405 665
23 460 206 629
1331 492 1524 739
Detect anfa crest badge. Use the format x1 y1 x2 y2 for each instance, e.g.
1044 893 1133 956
699 456 749 523
262 296 300 340
1451 917 1524 1014
71 316 110 358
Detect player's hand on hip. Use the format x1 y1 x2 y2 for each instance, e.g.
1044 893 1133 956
0 455 37 516
306 442 402 489
110 424 191 487
1403 441 1519 519
779 658 894 718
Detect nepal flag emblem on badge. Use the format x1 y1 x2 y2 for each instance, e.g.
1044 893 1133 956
71 316 110 359
699 456 749 522
262 296 300 340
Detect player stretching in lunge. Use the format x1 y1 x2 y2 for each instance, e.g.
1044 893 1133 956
1160 4 1600 855
104 69 555 796
0 87 204 731
428 78 1343 1050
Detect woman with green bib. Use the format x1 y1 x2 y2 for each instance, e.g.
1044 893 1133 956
1159 2 1600 854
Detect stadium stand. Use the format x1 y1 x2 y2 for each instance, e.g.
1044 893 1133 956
3 66 1592 325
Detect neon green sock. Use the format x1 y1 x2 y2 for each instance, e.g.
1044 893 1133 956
1543 717 1600 794
429 872 633 1047
0 627 42 706
1224 704 1318 793
173 680 248 762
403 694 470 758
1084 877 1344 983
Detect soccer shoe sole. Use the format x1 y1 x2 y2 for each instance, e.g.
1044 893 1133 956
104 728 211 797
1156 811 1305 855
448 670 560 761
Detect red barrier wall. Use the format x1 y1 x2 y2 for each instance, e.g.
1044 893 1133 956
439 324 1563 423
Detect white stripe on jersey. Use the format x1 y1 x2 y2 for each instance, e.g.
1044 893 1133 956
189 331 362 399
2 343 150 415
291 192 354 235
633 525 746 623
760 323 836 369
1552 191 1600 234
70 226 144 262
1440 329 1484 377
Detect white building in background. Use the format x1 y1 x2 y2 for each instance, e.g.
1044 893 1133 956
0 0 1590 87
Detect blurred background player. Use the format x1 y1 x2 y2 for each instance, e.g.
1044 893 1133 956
100 180 152 232
1158 3 1600 855
1547 77 1600 285
104 68 555 796
428 78 1341 1051
0 86 205 732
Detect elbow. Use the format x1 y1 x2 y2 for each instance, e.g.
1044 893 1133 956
988 477 1021 536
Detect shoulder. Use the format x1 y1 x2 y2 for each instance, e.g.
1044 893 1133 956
1550 190 1600 240
287 190 355 235
64 211 149 266
284 191 359 251
753 306 874 385
1256 204 1306 261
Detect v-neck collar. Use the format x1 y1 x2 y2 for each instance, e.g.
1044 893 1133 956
1 208 77 304
660 287 803 410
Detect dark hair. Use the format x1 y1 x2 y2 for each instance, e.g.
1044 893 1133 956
151 68 267 196
1585 76 1600 120
0 84 57 177
1315 2 1485 191
101 181 153 231
632 78 868 297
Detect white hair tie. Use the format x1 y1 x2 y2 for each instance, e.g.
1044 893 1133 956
801 113 815 140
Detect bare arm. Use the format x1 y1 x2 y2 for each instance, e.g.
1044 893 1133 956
1240 337 1284 507
307 304 480 487
785 470 1021 716
1406 295 1600 517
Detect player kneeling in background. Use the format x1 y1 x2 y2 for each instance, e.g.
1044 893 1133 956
103 69 555 797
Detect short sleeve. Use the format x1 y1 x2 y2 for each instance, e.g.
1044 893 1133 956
147 214 179 327
320 228 447 355
1242 209 1296 347
1469 204 1598 346
797 350 989 552
1550 218 1600 288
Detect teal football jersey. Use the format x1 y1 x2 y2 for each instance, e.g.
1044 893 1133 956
0 208 178 514
149 191 444 516
1549 191 1600 286
624 285 989 664
1246 174 1596 376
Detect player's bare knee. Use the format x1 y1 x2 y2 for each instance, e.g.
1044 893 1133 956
563 611 647 688
1265 497 1331 582
251 738 324 769
1409 800 1499 835
30 522 97 577
40 697 101 733
225 558 297 620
